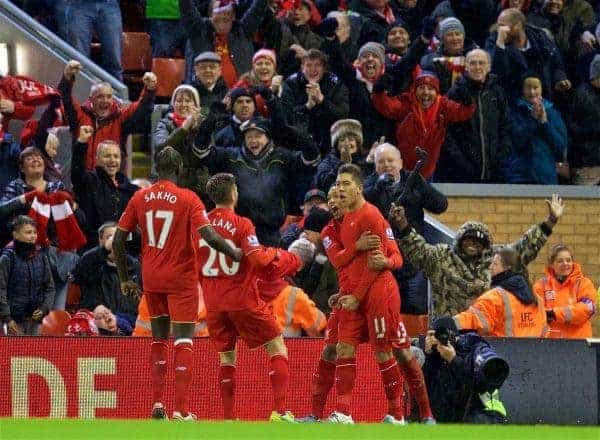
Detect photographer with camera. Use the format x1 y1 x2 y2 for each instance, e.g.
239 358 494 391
423 316 509 423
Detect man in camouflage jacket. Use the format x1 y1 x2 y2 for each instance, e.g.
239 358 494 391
388 195 565 316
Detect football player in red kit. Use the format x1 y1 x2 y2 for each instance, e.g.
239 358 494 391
327 164 434 425
200 173 308 423
113 147 242 421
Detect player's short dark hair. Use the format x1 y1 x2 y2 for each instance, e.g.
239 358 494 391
155 146 183 177
98 221 117 240
206 173 236 205
337 163 363 185
13 215 37 232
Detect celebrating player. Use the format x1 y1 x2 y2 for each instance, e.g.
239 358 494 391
113 147 242 421
200 173 309 423
328 164 434 425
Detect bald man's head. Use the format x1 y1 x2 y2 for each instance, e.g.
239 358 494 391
465 49 491 83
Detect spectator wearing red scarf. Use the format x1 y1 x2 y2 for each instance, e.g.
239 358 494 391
154 85 212 204
372 71 475 179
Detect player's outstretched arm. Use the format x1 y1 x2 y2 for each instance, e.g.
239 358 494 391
200 225 243 262
113 228 140 297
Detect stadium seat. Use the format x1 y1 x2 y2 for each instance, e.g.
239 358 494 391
40 310 71 336
400 314 429 337
122 32 152 73
152 58 185 99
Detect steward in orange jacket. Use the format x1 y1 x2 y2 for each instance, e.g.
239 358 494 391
533 245 597 339
454 249 547 337
271 284 327 337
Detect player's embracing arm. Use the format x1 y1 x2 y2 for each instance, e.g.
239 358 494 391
114 196 141 297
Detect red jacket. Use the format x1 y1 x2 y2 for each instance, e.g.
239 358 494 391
58 76 155 170
372 90 475 178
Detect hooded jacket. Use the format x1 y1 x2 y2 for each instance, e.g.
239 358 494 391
533 263 597 339
372 85 476 179
506 97 567 185
396 219 552 316
454 271 547 337
436 74 512 183
58 76 155 170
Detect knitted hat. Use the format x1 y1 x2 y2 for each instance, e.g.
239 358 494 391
304 206 332 233
212 0 236 14
388 17 408 33
590 54 600 80
357 42 386 65
414 71 440 93
253 48 277 66
437 17 465 39
330 119 363 149
194 51 221 64
303 188 327 204
170 85 201 108
229 87 255 105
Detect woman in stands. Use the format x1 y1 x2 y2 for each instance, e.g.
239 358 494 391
534 244 597 339
154 85 211 204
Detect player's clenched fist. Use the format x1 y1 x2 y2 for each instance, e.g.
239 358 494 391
339 294 359 311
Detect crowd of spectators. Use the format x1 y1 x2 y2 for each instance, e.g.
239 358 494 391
1 0 599 339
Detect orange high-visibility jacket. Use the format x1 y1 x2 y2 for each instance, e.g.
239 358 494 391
271 285 327 337
132 287 209 337
454 286 547 337
533 263 597 339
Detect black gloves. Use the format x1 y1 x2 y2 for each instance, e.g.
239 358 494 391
254 85 275 103
320 17 338 39
376 173 396 191
422 16 436 40
372 73 392 94
546 310 556 323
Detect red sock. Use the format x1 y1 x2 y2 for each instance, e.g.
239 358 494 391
219 365 236 419
150 340 168 404
173 339 194 415
379 358 404 420
335 357 356 415
311 358 336 419
400 357 433 419
269 355 290 414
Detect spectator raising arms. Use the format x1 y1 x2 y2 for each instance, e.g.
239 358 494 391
372 71 475 179
533 244 597 339
59 60 157 170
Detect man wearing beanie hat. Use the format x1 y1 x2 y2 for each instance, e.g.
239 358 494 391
213 87 257 148
372 71 476 178
179 0 269 86
314 119 368 191
191 114 320 246
567 53 600 184
420 17 475 93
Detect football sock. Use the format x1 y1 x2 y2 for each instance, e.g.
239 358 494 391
378 358 404 420
311 358 336 419
150 339 168 404
219 365 236 419
400 357 433 419
269 354 290 414
173 339 194 415
335 357 356 416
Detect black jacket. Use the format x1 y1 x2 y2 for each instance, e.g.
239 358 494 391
423 333 507 423
419 39 479 94
313 150 372 192
280 71 349 154
484 25 567 102
195 138 319 246
188 77 229 111
71 141 139 246
436 74 512 183
351 0 393 46
72 246 140 319
567 82 600 167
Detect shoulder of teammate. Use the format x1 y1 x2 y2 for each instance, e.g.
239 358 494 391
238 216 262 255
184 189 210 230
321 221 340 251
117 190 143 232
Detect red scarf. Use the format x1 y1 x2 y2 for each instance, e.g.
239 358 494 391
171 112 187 127
376 5 395 25
413 94 441 134
27 191 87 251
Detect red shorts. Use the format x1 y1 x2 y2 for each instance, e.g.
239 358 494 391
338 276 409 351
145 290 198 323
207 303 281 352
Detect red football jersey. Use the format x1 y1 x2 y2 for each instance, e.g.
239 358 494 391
199 208 266 312
118 180 209 294
336 201 398 300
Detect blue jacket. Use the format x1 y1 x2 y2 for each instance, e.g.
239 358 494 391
506 98 567 184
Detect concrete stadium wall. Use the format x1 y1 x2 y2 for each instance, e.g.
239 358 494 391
429 184 600 335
